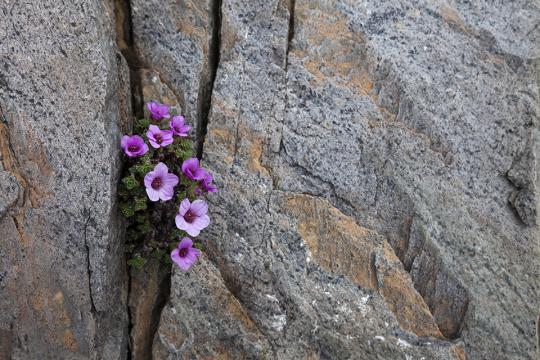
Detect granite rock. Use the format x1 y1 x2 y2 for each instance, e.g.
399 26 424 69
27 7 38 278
1 0 538 359
0 0 129 358
152 0 539 359
131 0 218 145
152 254 272 359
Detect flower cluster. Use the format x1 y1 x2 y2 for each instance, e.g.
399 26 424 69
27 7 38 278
119 101 217 271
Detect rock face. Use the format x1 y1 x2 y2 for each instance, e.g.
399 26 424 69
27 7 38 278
0 0 129 358
131 0 219 147
2 0 539 359
144 0 539 359
153 255 272 359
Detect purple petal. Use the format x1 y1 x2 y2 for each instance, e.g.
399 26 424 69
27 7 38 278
177 257 193 271
164 173 179 186
159 186 174 201
144 171 156 188
179 237 193 249
182 158 199 173
184 225 201 237
146 187 160 202
170 115 185 127
192 214 210 230
140 143 149 155
155 162 169 175
175 214 188 230
158 104 170 118
170 248 181 263
121 135 129 149
193 168 206 180
179 198 191 215
188 247 201 260
190 200 208 216
160 131 174 146
148 139 160 149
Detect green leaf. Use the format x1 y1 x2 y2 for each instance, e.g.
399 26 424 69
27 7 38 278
118 187 130 198
152 248 166 260
131 163 154 176
176 190 188 202
122 175 139 190
193 242 204 251
120 203 135 218
170 228 187 239
134 197 147 211
134 118 151 134
127 254 147 269
140 152 153 164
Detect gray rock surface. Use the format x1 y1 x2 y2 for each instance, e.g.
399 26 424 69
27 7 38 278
1 0 538 359
148 0 539 359
152 255 272 359
131 0 218 145
0 0 129 358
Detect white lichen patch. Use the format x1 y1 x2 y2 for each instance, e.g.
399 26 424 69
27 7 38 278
265 294 279 303
396 338 412 348
270 314 287 332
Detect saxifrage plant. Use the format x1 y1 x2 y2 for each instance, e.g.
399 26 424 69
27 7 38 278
119 101 217 271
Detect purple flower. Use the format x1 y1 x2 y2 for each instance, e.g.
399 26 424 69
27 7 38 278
143 162 179 201
181 158 206 180
169 115 192 137
147 101 170 120
147 125 174 148
171 237 201 271
196 173 217 195
175 198 210 237
121 135 148 158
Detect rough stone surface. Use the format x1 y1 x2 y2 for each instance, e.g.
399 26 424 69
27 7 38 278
153 254 272 359
0 0 129 358
131 0 216 141
152 0 539 359
140 68 183 118
2 0 539 359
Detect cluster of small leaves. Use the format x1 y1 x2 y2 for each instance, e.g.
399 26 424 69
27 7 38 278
119 110 200 269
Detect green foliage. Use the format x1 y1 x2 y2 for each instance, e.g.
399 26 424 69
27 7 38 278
152 248 166 260
120 202 135 218
173 139 195 159
127 254 147 269
170 228 188 239
122 175 139 190
134 197 147 212
131 163 154 177
134 118 151 134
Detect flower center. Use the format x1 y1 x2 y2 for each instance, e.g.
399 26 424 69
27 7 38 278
184 210 196 223
151 177 162 190
154 133 162 144
178 247 188 258
128 145 138 152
